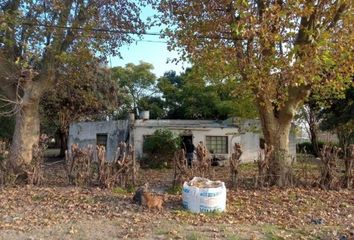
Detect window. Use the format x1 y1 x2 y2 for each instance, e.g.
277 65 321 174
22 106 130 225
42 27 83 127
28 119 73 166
96 134 108 148
206 136 228 154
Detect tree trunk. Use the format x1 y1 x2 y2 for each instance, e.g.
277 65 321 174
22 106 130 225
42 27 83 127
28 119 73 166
9 98 40 173
7 70 50 176
256 85 311 187
257 96 300 187
310 127 319 156
59 129 68 157
307 104 320 156
260 110 293 187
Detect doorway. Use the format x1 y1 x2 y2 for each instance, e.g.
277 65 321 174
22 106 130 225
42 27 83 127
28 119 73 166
181 135 193 149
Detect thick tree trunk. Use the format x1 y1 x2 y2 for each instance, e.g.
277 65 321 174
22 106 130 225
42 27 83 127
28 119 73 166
259 108 293 187
256 84 311 187
7 70 49 175
9 98 40 173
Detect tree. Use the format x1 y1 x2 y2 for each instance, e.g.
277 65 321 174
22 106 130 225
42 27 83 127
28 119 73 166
158 69 258 119
158 0 353 186
41 51 118 156
137 96 166 119
296 97 322 156
320 86 354 157
0 0 147 175
112 62 156 117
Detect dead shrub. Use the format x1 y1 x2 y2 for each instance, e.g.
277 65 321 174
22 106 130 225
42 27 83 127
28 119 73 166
319 145 341 190
172 148 190 187
98 142 137 189
66 142 137 189
342 144 354 189
0 140 9 185
255 143 273 188
229 143 242 187
65 144 94 186
193 141 213 178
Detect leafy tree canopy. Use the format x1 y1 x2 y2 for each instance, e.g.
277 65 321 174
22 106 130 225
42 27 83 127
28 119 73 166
157 0 353 186
0 0 149 168
41 50 118 136
157 69 258 119
111 62 156 117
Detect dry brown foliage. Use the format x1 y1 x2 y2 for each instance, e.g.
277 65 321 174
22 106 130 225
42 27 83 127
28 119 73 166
172 148 190 187
99 142 137 189
66 142 137 189
65 144 94 186
255 144 274 188
342 144 354 188
0 140 9 184
319 145 341 190
194 142 213 178
172 143 216 187
229 143 243 186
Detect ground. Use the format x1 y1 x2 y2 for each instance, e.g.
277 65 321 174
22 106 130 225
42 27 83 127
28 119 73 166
0 158 353 240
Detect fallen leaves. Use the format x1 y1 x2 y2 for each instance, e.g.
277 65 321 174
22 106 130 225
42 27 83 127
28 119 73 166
0 164 353 239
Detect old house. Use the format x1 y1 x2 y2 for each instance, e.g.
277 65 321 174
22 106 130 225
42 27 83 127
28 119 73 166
68 113 297 163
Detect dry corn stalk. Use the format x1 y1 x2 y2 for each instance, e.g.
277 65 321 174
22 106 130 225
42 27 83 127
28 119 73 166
173 148 191 187
98 142 136 188
342 144 354 189
26 134 48 185
195 142 212 178
230 143 242 186
115 142 136 188
0 140 9 185
66 144 94 186
319 145 341 190
255 144 273 188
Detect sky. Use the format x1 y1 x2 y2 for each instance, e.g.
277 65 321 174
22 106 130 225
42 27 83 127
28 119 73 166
110 6 189 78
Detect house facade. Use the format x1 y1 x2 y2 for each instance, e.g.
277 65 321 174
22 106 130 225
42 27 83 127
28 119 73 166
68 117 297 163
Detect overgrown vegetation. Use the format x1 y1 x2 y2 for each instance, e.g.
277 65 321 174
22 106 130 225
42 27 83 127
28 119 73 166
143 129 181 168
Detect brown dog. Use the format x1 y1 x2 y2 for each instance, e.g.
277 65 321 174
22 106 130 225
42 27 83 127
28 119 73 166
142 191 164 211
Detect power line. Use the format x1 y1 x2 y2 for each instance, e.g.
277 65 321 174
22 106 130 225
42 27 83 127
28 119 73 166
21 22 163 37
20 22 236 41
136 39 167 43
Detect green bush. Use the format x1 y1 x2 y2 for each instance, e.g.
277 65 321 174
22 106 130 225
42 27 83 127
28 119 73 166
143 129 181 168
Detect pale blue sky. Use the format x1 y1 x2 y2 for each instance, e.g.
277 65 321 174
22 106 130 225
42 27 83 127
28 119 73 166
110 6 189 77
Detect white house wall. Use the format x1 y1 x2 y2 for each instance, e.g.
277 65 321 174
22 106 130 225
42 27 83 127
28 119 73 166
68 120 129 161
68 119 297 164
133 126 263 163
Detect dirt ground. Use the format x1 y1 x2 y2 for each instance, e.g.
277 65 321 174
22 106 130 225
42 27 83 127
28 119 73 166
0 161 353 240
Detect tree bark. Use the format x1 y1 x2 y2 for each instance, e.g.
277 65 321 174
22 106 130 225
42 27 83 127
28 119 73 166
7 69 52 175
9 97 40 173
257 86 310 187
258 106 293 187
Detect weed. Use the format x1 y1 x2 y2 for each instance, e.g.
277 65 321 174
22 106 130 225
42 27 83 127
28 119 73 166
166 185 182 195
186 231 205 240
262 224 284 240
32 194 45 201
112 187 128 195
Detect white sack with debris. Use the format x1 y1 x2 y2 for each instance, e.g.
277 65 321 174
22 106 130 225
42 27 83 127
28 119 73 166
182 177 226 213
